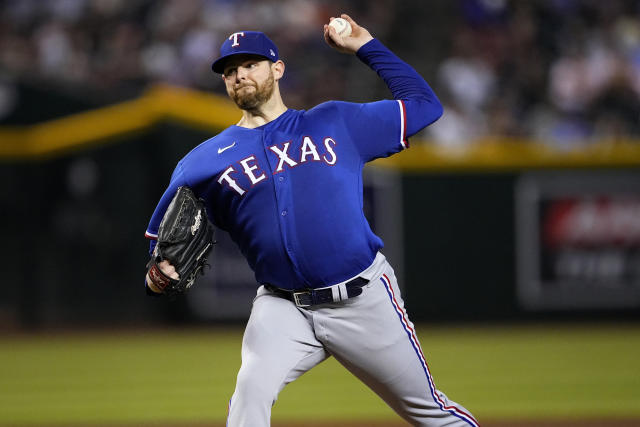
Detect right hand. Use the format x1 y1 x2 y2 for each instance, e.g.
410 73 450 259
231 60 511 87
323 14 374 55
146 260 180 293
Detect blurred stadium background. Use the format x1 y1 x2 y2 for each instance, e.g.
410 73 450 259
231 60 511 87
1 0 639 426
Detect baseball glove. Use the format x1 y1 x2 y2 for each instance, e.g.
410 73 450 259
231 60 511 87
146 186 215 297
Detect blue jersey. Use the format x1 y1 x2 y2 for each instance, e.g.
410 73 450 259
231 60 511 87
146 100 407 290
146 38 442 290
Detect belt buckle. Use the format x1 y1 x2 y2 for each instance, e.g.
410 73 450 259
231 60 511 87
293 291 312 307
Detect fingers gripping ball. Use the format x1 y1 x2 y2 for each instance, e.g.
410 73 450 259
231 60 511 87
329 17 352 37
147 186 215 297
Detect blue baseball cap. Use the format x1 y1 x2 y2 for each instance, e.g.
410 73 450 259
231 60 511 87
212 31 279 74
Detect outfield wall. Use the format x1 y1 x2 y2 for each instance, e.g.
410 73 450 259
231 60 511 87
1 84 639 328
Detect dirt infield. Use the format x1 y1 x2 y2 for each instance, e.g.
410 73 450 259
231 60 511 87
274 421 640 427
28 419 639 427
482 420 640 427
220 420 640 427
279 420 640 427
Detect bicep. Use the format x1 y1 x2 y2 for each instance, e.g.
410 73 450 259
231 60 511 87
343 100 407 162
402 98 443 137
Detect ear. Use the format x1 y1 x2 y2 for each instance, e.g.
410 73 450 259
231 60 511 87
272 60 285 81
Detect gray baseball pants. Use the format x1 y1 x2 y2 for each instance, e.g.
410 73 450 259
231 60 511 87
226 252 478 426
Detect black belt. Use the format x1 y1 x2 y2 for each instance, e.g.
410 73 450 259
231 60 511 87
265 277 369 307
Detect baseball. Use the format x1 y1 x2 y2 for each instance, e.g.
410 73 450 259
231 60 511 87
329 17 352 37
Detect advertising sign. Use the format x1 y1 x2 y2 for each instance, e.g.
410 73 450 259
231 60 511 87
516 171 640 310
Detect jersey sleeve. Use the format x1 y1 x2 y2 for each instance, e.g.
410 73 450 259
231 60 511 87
144 163 188 254
336 100 407 163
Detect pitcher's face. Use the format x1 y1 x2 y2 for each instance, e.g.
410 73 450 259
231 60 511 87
223 56 276 110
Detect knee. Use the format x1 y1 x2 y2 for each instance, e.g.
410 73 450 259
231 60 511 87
234 365 280 406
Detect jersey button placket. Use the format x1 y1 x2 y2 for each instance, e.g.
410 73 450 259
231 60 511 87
277 174 288 217
276 175 292 255
263 130 299 274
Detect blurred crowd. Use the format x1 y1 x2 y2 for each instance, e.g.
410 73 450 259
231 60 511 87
0 0 639 146
0 0 393 112
429 0 640 148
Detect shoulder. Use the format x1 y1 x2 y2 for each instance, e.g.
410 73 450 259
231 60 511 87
304 100 392 118
303 101 343 118
173 127 242 184
180 127 237 165
301 101 372 127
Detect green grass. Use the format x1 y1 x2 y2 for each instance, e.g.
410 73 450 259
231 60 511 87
0 323 639 425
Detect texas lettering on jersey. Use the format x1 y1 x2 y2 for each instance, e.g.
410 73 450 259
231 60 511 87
218 136 338 196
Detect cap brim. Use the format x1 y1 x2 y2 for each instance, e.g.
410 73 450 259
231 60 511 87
211 52 272 74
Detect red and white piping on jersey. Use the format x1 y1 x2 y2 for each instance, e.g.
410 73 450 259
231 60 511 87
397 100 408 149
144 231 158 240
380 274 479 426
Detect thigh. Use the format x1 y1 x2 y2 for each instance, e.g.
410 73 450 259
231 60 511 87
315 266 477 426
239 286 330 393
314 266 421 386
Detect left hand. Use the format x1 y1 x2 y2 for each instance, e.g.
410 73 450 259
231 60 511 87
323 14 373 54
146 260 180 293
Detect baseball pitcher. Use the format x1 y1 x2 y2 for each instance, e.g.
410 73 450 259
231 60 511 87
144 14 478 427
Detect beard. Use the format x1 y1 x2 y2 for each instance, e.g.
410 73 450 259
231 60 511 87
229 70 275 111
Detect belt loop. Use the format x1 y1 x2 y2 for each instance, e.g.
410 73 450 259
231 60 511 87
330 286 340 302
331 283 348 302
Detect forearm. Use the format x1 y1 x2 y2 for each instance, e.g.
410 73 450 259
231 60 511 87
356 39 442 135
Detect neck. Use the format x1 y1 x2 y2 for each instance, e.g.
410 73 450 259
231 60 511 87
236 91 288 129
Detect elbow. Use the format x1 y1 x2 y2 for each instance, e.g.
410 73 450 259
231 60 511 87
419 96 443 128
430 99 444 125
423 88 443 124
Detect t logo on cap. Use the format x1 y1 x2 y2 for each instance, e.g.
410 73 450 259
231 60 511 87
229 32 245 47
211 31 279 74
